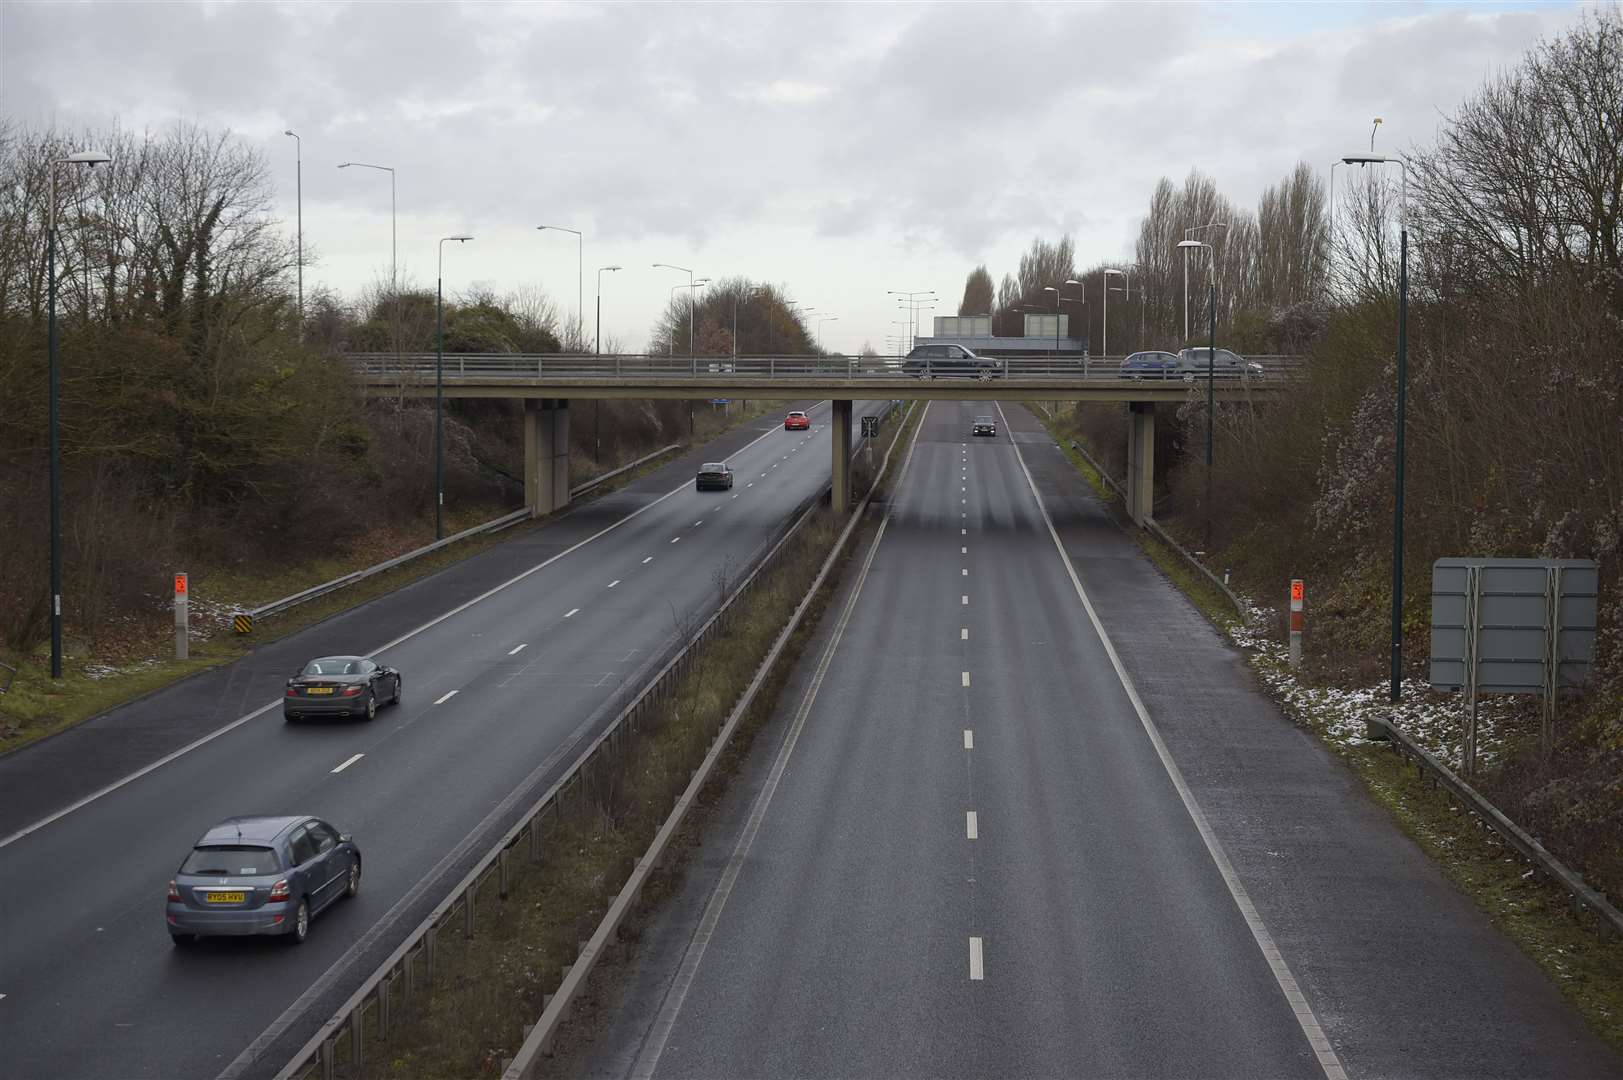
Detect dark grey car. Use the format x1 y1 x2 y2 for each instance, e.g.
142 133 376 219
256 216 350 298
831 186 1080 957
165 815 361 946
284 655 401 721
1176 347 1264 379
902 344 995 379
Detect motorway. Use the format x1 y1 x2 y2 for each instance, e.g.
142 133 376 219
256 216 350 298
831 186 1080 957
0 398 884 1080
573 401 1620 1079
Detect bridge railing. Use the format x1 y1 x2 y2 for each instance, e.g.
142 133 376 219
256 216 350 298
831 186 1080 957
345 353 1306 382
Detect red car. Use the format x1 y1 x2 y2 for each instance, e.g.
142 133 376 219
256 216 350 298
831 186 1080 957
784 410 810 431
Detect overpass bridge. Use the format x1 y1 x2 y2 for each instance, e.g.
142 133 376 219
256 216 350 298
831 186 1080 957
347 353 1299 523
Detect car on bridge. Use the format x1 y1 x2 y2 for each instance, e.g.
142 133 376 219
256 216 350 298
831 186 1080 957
972 415 997 437
1120 350 1182 379
283 655 401 722
696 462 734 491
784 410 810 430
166 815 361 946
902 343 996 379
1177 347 1264 379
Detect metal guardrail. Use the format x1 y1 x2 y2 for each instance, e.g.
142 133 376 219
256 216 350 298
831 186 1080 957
346 352 1306 383
1366 714 1622 939
275 405 911 1080
241 445 682 628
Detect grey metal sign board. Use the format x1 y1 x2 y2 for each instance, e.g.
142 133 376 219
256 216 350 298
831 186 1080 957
1429 557 1597 694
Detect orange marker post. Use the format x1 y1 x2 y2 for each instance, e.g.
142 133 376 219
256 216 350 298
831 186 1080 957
1289 579 1304 668
174 571 189 660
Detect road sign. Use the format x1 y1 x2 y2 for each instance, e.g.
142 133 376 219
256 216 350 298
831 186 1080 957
861 415 878 437
233 612 253 635
709 398 730 405
1429 557 1597 773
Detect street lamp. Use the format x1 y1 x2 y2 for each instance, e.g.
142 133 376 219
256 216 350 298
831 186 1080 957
537 225 582 350
734 285 767 359
1102 269 1129 356
816 315 839 353
1342 149 1410 706
1182 222 1227 342
1042 279 1083 357
1178 238 1218 547
436 234 474 542
283 131 302 337
888 289 936 351
653 263 696 355
595 265 621 356
46 148 112 680
338 162 397 364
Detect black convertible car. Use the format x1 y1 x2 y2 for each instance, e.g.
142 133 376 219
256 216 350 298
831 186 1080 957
284 655 402 721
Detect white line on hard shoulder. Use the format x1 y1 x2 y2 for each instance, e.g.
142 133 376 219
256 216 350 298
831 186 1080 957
608 580 621 588
969 937 985 980
331 753 365 775
963 729 973 749
508 643 528 656
961 671 970 687
564 608 580 618
995 401 1348 1080
966 811 978 840
643 556 654 564
433 690 459 705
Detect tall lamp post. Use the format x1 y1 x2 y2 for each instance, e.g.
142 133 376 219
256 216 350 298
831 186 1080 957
1042 279 1083 359
283 131 302 337
1342 150 1410 705
734 285 767 359
1182 222 1227 342
653 263 697 355
595 264 621 356
46 149 112 680
888 289 936 351
1178 238 1218 546
816 315 839 353
338 162 397 365
1102 269 1129 355
538 224 583 350
436 234 474 541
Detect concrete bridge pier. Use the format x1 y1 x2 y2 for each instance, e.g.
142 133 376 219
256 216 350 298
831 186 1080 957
524 398 571 517
831 399 852 513
1126 401 1155 526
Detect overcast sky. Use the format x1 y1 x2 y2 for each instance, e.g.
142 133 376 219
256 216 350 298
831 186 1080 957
3 0 1583 353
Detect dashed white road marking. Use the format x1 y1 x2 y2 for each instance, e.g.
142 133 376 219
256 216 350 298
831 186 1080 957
564 608 580 618
962 568 968 577
608 580 621 588
433 690 458 705
961 546 967 554
961 528 967 535
508 643 528 656
731 494 739 499
961 627 968 640
748 482 755 488
643 556 654 564
331 753 365 774
694 519 704 527
963 729 973 749
969 937 985 980
966 811 978 839
961 671 971 687
961 595 969 605
669 536 680 544
962 486 966 492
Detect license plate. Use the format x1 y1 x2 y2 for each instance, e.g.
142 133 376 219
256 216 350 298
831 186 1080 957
306 686 335 695
206 891 245 904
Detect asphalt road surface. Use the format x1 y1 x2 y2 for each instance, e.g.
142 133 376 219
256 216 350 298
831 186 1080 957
578 400 1618 1080
0 398 886 1080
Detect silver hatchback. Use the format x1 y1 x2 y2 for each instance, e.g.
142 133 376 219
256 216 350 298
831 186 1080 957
165 815 361 946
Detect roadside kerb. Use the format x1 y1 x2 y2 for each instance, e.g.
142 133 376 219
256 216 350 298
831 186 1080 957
501 399 918 1078
1365 713 1622 939
1064 437 1247 620
242 445 680 626
275 408 909 1080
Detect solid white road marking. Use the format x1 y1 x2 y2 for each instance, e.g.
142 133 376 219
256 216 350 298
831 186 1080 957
961 627 968 640
963 729 973 749
962 671 971 687
564 608 580 618
969 937 985 980
608 580 621 588
433 690 459 705
508 643 528 655
643 556 654 564
966 811 978 839
331 753 365 774
995 401 1348 1080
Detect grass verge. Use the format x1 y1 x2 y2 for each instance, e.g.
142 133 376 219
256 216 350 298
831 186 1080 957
0 405 785 757
1036 409 1623 1052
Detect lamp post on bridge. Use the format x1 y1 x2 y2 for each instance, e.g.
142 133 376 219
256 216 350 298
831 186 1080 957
1042 280 1083 359
888 289 936 351
436 234 474 542
337 162 397 367
816 315 839 354
1102 269 1129 356
537 224 583 350
46 148 113 680
653 263 697 356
